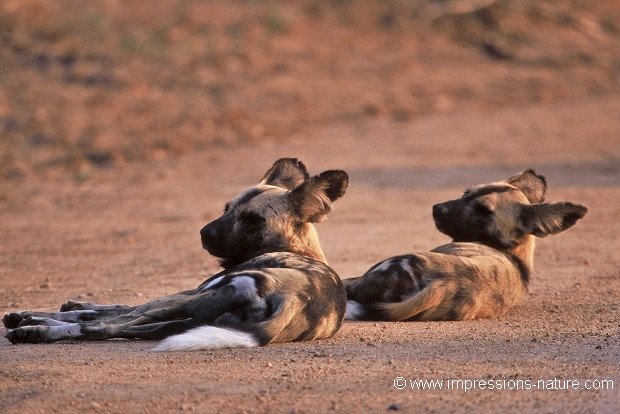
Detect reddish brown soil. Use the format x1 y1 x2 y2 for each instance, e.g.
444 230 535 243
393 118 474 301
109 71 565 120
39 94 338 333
1 1 620 413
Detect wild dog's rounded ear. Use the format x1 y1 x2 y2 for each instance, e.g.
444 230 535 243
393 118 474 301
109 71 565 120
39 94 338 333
506 169 547 204
259 158 310 190
316 170 349 202
519 202 588 238
289 170 349 223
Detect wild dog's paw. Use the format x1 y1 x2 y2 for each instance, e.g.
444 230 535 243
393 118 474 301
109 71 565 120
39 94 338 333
60 301 86 312
2 312 26 329
5 329 19 344
19 316 49 327
5 326 49 344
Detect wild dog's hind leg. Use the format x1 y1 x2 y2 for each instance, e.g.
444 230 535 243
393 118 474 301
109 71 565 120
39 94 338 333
60 301 134 313
6 317 137 343
108 319 199 340
4 301 142 330
21 316 79 326
5 320 83 344
3 310 101 329
61 290 203 315
2 312 26 330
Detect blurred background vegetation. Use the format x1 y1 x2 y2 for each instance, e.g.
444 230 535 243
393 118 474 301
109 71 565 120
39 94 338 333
1 0 619 179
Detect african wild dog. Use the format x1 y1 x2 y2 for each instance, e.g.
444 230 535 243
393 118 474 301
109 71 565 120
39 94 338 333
344 169 587 321
3 158 349 350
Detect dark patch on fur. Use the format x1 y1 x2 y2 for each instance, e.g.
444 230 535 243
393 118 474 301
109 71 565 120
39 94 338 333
346 256 425 305
506 252 530 285
233 187 264 209
464 185 512 199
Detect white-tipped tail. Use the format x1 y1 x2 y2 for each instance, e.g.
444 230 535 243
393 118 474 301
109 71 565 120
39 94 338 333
152 326 259 351
344 300 362 320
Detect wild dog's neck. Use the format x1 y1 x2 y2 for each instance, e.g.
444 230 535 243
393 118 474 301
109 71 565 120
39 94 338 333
508 234 536 271
290 223 328 264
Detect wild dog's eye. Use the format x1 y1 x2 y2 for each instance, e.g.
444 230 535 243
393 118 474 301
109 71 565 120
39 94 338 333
241 211 265 226
475 203 493 216
223 203 231 213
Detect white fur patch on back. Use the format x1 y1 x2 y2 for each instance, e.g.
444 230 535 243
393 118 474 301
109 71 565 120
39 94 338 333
152 326 259 351
344 301 362 320
399 258 412 275
201 275 225 291
399 258 419 290
371 259 393 273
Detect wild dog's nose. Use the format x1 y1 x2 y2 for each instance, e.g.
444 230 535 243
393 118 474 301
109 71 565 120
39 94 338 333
200 224 218 248
432 203 448 219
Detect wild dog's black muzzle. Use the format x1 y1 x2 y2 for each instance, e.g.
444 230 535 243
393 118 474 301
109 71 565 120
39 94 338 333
432 200 462 238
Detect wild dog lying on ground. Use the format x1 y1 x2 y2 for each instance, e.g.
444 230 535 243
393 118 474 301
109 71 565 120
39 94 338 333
344 169 587 321
3 158 349 351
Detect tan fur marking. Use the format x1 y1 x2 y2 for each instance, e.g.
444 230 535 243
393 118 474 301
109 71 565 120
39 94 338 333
508 234 536 270
380 280 453 321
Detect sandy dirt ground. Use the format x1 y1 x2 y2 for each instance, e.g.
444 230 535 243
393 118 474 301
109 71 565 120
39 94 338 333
2 96 620 413
1 1 620 413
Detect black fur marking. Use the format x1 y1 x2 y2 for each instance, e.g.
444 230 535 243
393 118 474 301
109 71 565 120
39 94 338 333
464 185 513 199
233 187 265 208
507 252 530 285
346 256 425 305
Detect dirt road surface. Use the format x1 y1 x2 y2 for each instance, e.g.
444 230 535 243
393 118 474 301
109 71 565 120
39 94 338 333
2 96 620 413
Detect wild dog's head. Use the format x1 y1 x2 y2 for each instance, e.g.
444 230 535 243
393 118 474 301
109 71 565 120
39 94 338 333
200 158 349 269
432 169 588 250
